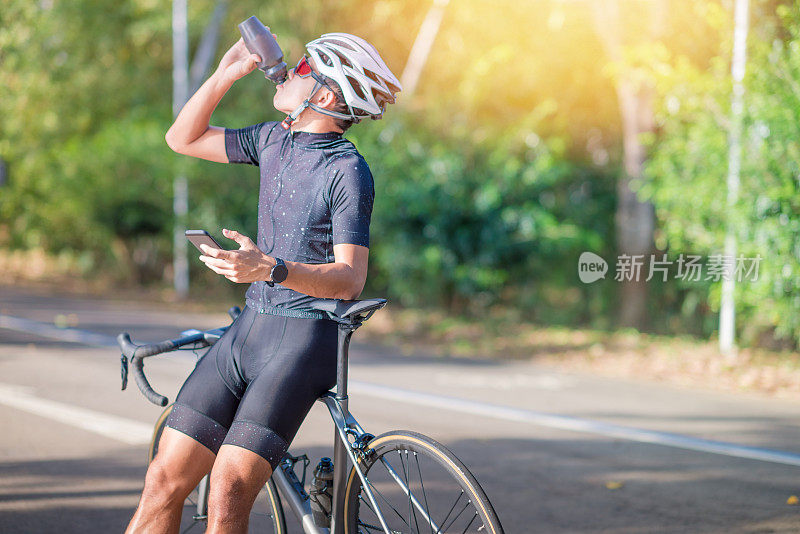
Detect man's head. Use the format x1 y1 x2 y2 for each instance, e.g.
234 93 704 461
274 33 402 132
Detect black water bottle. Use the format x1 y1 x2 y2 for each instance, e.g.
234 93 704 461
309 457 334 527
238 16 287 84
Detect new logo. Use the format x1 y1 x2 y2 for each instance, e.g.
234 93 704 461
578 252 608 283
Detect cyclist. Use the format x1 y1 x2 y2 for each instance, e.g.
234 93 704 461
125 31 401 533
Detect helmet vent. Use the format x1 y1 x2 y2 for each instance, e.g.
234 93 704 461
346 75 366 100
335 52 353 69
364 70 380 84
372 88 393 110
331 39 357 52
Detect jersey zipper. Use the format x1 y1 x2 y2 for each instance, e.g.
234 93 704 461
261 137 294 307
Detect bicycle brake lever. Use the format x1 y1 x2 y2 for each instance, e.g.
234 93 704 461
120 354 128 390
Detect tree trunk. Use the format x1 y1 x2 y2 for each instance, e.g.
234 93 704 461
615 78 655 329
591 0 660 330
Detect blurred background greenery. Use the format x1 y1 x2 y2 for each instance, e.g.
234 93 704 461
1 0 797 350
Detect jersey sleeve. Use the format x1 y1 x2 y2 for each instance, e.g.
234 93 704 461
224 122 271 165
327 155 375 248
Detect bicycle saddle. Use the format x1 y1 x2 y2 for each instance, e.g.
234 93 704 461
309 298 387 323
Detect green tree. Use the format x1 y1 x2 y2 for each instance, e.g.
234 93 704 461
642 0 800 347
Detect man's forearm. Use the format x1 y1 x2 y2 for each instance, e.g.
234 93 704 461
199 231 367 301
282 260 363 301
165 69 233 149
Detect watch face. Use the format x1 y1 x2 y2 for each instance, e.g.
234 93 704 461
272 263 289 283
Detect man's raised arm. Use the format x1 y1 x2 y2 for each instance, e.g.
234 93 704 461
165 38 262 163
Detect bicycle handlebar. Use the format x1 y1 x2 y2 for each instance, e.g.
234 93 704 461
117 306 241 406
117 332 202 406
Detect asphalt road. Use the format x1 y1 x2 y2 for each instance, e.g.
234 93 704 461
0 286 799 533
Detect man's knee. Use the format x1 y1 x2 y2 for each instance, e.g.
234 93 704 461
141 428 216 505
207 445 273 517
142 458 197 506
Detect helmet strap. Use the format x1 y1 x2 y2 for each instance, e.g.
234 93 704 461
280 81 324 130
281 81 367 129
307 101 360 122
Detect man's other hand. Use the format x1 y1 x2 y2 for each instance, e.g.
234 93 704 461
217 38 262 83
199 228 273 283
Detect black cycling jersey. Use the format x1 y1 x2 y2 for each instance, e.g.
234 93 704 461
224 122 374 316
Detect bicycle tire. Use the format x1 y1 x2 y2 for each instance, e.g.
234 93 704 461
149 404 287 534
343 430 504 534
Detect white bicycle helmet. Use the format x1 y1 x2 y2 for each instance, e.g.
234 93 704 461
281 32 402 129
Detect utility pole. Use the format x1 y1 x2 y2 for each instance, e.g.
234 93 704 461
171 0 227 298
172 0 189 299
720 0 750 357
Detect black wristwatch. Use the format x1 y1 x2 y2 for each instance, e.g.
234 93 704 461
266 257 288 287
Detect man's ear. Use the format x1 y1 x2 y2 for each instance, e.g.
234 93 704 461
314 87 338 110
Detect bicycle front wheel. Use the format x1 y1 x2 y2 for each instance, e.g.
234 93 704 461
344 430 504 534
149 404 287 533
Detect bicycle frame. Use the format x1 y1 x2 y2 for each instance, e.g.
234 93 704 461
269 321 391 534
270 319 446 534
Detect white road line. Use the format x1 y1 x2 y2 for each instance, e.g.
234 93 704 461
3 314 800 467
349 381 800 468
0 314 118 347
0 382 152 445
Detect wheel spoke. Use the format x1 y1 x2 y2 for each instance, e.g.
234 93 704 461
440 490 466 531
350 435 499 534
441 500 471 533
460 511 479 534
361 479 412 528
358 520 387 532
413 451 435 534
360 493 378 516
379 454 442 532
399 449 421 534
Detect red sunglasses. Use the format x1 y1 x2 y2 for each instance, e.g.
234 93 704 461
294 56 313 77
293 56 329 87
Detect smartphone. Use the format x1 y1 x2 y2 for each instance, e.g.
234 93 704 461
185 230 223 253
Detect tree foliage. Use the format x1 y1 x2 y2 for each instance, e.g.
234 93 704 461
1 0 797 347
642 0 800 346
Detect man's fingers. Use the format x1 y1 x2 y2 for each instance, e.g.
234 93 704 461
201 261 236 276
199 256 235 270
223 228 256 249
200 246 234 260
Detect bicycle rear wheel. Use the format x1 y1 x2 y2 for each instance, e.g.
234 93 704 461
149 404 287 533
344 430 504 534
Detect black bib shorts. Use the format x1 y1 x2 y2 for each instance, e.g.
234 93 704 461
164 306 338 471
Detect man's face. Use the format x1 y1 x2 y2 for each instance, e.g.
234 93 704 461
273 56 330 114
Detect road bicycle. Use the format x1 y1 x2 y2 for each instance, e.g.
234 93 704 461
118 298 504 533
